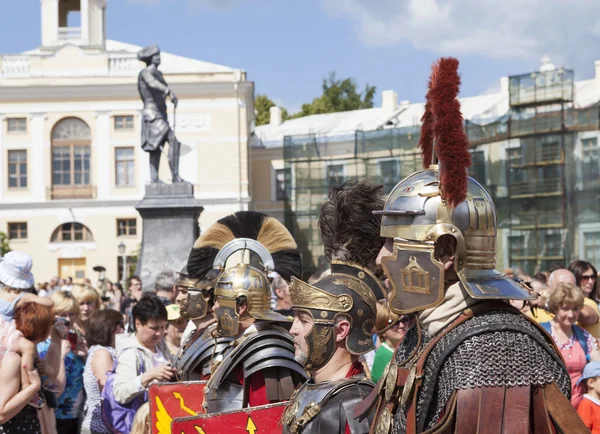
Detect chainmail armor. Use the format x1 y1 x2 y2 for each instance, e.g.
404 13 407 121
390 309 571 434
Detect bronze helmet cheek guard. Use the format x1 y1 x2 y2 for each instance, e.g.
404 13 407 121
180 290 210 321
214 296 240 337
377 170 535 316
294 307 337 372
381 224 465 315
289 274 378 371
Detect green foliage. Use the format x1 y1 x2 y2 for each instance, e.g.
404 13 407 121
0 232 10 256
255 94 289 126
255 73 376 125
290 72 376 119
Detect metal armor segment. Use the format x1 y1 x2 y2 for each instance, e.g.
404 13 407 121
282 376 375 434
214 297 240 337
330 259 386 300
205 323 308 413
376 169 534 313
205 381 244 413
381 241 444 315
176 325 233 381
213 238 275 271
179 289 209 321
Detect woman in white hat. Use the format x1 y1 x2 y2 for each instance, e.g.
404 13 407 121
0 251 55 398
0 251 53 321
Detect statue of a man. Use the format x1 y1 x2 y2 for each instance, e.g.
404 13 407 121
137 44 184 183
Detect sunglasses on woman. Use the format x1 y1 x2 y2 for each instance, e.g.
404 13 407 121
581 274 597 283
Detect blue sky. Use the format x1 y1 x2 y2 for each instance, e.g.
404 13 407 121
2 0 600 113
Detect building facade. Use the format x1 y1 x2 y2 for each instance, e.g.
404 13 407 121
0 0 254 284
252 58 600 277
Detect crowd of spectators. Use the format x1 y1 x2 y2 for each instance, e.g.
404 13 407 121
2 248 600 433
0 251 185 434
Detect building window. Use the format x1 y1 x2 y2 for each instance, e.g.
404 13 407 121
51 222 93 242
115 147 135 186
117 218 137 236
8 222 27 240
542 233 563 257
274 169 287 201
468 150 486 183
507 146 523 166
6 118 26 134
52 145 91 185
582 138 599 179
114 115 134 131
326 164 344 187
584 231 600 267
508 235 525 258
378 159 399 193
8 150 27 188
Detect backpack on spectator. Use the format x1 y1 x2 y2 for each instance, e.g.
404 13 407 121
101 347 147 434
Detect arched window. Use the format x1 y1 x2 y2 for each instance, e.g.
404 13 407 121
51 117 91 141
50 117 93 199
51 222 94 242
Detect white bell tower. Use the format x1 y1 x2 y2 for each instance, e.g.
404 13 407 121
40 0 106 50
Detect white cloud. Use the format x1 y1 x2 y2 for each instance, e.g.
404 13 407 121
321 0 600 72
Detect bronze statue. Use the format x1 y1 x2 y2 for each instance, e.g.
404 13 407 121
137 44 184 183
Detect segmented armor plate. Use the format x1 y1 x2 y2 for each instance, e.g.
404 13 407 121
176 324 233 381
204 322 308 413
282 376 374 434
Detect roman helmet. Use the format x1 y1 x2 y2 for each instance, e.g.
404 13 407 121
178 265 219 322
374 58 535 315
288 179 387 371
290 262 384 371
186 211 302 337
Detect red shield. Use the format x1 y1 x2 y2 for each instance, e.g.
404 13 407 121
171 402 287 434
149 381 207 434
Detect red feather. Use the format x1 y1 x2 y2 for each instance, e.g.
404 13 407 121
419 60 440 169
430 57 471 207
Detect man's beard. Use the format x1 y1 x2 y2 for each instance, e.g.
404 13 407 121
294 342 309 366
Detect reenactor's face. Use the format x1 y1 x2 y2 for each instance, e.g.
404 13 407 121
290 311 313 365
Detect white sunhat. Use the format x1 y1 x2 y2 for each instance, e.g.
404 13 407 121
0 251 35 289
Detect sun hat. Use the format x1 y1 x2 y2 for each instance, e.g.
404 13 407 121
577 361 600 385
0 251 34 290
166 304 181 321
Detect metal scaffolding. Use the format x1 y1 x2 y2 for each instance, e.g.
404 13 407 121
283 68 600 277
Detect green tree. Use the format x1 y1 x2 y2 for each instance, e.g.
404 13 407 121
255 94 289 126
0 232 10 256
291 72 376 119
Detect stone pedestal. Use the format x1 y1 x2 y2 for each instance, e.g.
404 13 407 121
135 183 203 293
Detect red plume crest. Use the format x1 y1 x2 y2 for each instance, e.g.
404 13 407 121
419 57 471 208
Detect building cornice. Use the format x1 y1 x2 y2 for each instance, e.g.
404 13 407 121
0 81 254 102
0 196 251 210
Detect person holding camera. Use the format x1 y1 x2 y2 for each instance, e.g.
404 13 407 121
38 291 87 434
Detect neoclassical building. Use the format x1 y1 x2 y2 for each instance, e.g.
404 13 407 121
0 0 254 283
